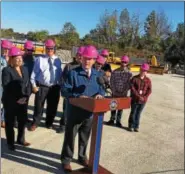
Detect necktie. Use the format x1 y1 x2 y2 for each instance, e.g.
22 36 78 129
48 58 55 84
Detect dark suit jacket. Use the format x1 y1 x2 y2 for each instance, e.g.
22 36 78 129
2 65 32 106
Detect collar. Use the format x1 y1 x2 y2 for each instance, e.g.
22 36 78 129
138 74 147 80
79 66 97 76
47 54 58 59
82 66 91 74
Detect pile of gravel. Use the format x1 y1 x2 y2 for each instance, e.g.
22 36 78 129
56 49 72 63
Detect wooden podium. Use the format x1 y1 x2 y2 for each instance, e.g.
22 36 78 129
69 97 131 174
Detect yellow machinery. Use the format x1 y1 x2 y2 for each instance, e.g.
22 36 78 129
13 41 45 55
106 52 122 71
148 55 165 75
151 55 158 66
106 52 121 64
129 64 141 72
108 54 164 75
1 38 45 55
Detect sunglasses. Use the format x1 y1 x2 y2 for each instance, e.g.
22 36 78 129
96 62 103 66
46 47 54 50
121 61 128 64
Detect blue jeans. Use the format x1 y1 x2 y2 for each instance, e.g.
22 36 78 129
128 102 145 129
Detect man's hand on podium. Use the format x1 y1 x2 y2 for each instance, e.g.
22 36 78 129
95 94 103 99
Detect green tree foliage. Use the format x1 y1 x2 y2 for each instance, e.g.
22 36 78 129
27 30 49 42
1 9 183 63
60 22 80 47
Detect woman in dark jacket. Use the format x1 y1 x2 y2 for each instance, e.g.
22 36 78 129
2 47 31 151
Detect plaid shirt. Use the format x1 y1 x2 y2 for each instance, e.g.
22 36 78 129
130 75 152 104
110 67 132 97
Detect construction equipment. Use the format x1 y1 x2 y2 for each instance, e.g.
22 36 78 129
148 55 165 75
106 52 121 64
128 55 165 75
1 38 45 55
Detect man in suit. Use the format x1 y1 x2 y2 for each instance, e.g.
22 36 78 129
29 39 62 131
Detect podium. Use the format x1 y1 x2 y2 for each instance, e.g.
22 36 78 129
69 97 131 174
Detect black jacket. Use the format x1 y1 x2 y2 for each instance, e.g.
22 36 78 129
62 60 80 82
2 65 32 105
23 54 34 78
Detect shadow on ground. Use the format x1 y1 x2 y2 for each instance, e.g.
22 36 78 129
26 105 64 130
27 105 63 118
103 121 130 132
1 138 66 174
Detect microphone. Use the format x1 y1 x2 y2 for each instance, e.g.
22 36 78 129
97 76 112 95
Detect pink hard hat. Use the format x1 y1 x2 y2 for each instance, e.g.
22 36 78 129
82 45 98 59
77 46 85 56
101 49 109 56
45 39 55 48
1 40 13 49
121 55 129 63
24 41 34 50
141 63 150 71
9 47 23 57
96 55 106 65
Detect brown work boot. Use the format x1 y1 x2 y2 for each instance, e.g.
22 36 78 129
17 141 31 147
1 121 5 128
62 163 72 172
28 124 37 131
78 159 89 167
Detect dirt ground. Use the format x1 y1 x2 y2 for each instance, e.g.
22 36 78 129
1 73 184 174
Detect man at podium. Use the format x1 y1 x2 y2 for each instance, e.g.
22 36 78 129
60 45 105 172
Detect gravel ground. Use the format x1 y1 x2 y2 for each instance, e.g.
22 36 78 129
1 73 184 174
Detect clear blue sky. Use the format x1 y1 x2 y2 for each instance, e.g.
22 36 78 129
1 2 184 38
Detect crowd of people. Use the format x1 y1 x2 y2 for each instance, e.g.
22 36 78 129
0 39 152 172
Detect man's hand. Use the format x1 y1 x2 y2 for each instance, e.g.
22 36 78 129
139 96 145 101
33 87 39 93
95 94 103 99
17 97 27 104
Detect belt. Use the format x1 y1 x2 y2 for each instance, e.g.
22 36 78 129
36 81 58 88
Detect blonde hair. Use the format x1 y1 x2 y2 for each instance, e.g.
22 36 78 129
9 56 23 67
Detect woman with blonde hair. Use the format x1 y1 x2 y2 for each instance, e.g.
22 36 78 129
2 47 31 151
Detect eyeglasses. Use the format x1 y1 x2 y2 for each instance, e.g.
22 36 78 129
46 48 54 50
121 61 128 64
96 62 103 66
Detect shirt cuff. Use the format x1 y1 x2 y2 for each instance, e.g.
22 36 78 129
32 82 37 88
